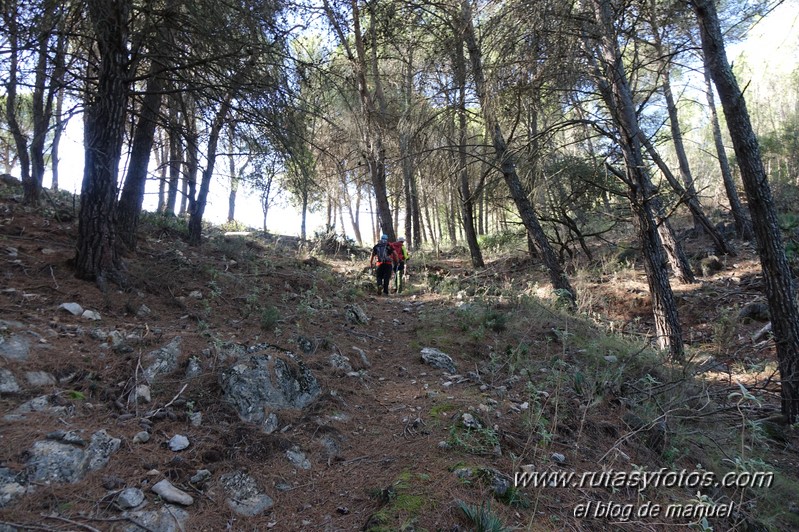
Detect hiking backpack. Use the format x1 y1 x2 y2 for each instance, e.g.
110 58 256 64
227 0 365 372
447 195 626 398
375 241 392 263
389 241 405 262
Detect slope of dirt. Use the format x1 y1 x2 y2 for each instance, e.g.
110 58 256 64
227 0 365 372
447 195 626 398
0 187 798 531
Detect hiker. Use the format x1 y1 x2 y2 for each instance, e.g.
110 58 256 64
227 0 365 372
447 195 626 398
370 234 397 295
389 237 409 293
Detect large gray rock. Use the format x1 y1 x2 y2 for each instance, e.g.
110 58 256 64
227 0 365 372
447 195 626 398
26 430 120 483
143 337 182 383
220 346 321 429
0 467 25 508
420 347 457 373
0 333 31 361
0 369 20 394
220 471 273 517
4 395 68 421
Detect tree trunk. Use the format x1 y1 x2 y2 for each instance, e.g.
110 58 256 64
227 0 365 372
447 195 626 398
454 32 484 267
117 60 165 250
342 178 363 245
323 0 395 240
165 95 182 215
647 8 702 232
155 135 167 213
703 65 753 239
188 96 231 246
694 0 799 421
51 80 67 191
183 101 199 217
300 184 308 241
30 33 52 203
5 8 32 203
588 0 683 358
227 124 238 223
75 0 131 285
461 0 574 304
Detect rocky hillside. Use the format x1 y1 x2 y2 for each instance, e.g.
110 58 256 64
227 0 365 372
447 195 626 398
0 185 797 531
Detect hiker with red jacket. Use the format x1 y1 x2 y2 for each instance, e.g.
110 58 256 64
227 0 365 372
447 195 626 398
389 237 409 293
370 234 397 296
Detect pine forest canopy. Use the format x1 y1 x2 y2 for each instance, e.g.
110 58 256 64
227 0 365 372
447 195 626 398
3 0 799 419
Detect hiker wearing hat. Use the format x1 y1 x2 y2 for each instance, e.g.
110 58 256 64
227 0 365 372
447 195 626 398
389 237 409 293
370 235 397 295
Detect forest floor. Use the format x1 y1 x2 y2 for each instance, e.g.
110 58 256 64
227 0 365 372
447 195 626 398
0 185 797 531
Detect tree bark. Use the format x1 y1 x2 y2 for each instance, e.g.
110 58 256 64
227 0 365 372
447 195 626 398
588 0 683 359
75 0 131 285
227 124 239 222
182 98 199 217
51 81 67 191
188 96 231 245
4 6 32 203
454 30 484 267
703 65 753 240
647 6 703 232
693 0 799 421
165 94 183 215
117 59 165 250
461 0 575 304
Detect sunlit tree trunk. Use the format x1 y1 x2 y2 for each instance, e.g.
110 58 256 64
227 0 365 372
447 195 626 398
588 0 683 359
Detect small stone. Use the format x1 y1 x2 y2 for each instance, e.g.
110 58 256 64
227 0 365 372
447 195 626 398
103 475 126 490
133 431 150 444
285 448 311 470
132 385 151 404
59 302 83 316
438 440 450 449
137 304 152 318
152 479 193 506
82 310 101 321
551 452 566 463
604 355 618 363
188 290 203 299
189 412 202 427
168 434 189 451
116 487 145 509
461 413 482 429
262 412 278 434
190 469 211 485
108 330 125 348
